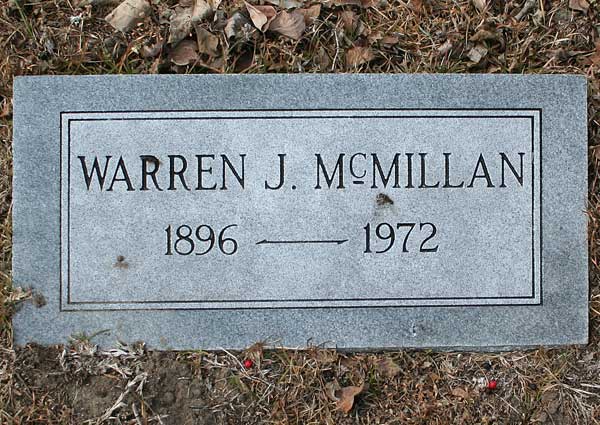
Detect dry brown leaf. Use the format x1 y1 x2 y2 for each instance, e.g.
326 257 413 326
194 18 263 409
368 31 383 43
141 40 163 58
224 12 251 39
408 0 423 14
313 46 331 69
297 4 321 24
360 0 383 6
472 0 486 12
105 0 151 32
340 10 356 34
335 384 364 413
467 44 488 63
168 6 192 44
591 41 600 66
345 45 375 68
264 0 304 8
381 35 399 45
593 146 600 163
167 0 220 36
200 55 225 72
325 381 340 401
245 2 276 31
269 10 306 40
149 57 160 74
451 387 469 399
195 26 220 56
553 48 577 63
0 98 11 118
471 28 498 42
191 0 213 23
339 356 361 373
234 49 254 72
569 0 589 12
170 39 198 65
376 358 401 377
437 39 452 55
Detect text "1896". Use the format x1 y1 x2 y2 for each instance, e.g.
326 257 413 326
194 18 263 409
165 224 238 256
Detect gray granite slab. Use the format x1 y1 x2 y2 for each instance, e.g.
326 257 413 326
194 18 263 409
12 74 588 350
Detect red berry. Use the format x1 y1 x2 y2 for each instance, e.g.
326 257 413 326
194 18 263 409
243 359 253 369
488 380 497 390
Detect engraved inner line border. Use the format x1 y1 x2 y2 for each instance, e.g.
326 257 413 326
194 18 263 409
59 109 542 309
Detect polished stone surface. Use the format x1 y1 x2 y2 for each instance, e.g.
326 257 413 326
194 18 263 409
12 74 588 349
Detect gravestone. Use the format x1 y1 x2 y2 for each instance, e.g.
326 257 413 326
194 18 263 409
12 74 588 349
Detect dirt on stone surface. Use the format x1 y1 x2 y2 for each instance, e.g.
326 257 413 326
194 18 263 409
1 0 600 423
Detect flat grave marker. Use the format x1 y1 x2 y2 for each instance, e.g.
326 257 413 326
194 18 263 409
12 74 588 349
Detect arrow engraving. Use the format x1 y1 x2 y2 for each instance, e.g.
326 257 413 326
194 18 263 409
256 239 348 245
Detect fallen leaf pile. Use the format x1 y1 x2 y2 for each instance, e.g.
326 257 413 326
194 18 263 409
103 0 407 71
241 1 307 40
104 0 324 70
100 0 598 73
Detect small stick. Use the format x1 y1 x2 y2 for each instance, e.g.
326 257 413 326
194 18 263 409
515 0 537 20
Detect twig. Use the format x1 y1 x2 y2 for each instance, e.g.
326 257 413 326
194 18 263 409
515 0 537 21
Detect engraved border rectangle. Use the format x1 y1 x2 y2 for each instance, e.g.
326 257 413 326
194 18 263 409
59 109 542 311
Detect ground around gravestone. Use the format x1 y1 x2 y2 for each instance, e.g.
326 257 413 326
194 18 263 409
0 0 600 423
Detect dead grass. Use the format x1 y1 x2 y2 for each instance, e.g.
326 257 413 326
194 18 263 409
1 0 600 423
